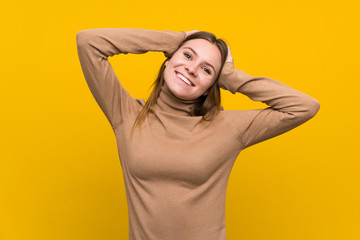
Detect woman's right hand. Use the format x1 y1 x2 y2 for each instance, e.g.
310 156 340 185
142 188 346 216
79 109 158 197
185 30 200 38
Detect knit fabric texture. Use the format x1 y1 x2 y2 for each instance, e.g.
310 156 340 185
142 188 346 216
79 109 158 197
76 28 320 240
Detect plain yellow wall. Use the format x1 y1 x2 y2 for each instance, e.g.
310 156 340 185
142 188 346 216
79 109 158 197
1 0 359 239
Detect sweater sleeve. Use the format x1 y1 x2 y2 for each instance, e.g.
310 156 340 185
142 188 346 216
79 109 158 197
218 61 321 149
76 28 186 128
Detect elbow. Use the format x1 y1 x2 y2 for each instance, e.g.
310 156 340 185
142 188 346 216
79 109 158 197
301 98 320 120
76 31 86 47
76 30 92 48
308 98 320 117
287 97 320 122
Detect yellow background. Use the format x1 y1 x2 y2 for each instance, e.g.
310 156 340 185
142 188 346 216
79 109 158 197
1 0 359 239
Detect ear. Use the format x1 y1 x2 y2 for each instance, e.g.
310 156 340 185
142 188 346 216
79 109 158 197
165 60 168 67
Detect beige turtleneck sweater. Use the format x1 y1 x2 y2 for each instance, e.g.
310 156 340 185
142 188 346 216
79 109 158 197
76 28 320 240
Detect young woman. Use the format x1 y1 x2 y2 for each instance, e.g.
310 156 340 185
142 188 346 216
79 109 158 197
76 28 320 240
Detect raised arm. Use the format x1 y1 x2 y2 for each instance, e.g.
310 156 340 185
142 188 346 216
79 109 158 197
219 47 320 149
76 28 186 128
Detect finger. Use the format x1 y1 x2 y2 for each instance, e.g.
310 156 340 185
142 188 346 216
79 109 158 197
226 46 233 63
186 30 200 37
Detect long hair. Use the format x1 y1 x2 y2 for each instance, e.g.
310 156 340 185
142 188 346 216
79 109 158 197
130 31 228 140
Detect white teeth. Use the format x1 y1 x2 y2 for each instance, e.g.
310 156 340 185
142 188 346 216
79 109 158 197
176 73 193 86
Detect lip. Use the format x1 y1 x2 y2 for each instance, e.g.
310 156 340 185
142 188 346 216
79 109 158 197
175 71 195 87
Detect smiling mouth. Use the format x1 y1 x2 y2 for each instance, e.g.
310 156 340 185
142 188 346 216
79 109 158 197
175 71 195 86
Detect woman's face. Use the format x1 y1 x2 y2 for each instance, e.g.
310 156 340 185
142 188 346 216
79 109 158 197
163 39 222 101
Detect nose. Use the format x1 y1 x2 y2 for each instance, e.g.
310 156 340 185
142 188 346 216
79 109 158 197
185 63 198 76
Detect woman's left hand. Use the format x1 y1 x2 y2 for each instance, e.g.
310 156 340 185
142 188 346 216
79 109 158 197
226 46 234 63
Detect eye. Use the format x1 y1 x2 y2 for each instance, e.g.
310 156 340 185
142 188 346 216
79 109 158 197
183 52 191 59
203 67 211 74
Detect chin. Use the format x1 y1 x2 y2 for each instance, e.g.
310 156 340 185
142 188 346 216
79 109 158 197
164 77 199 100
172 91 191 100
172 90 196 101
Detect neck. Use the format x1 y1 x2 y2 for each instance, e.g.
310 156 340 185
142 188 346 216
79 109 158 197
155 83 198 116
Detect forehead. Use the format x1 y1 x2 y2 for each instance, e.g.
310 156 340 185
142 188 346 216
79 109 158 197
180 39 222 69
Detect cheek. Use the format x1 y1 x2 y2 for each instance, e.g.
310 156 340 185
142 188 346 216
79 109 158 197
205 75 217 86
171 55 186 65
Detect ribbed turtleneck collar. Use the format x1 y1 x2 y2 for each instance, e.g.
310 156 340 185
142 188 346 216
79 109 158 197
155 83 198 116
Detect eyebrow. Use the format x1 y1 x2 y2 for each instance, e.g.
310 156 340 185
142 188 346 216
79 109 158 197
182 47 217 75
